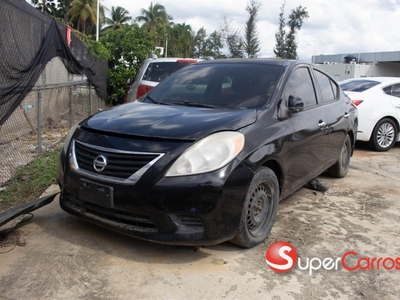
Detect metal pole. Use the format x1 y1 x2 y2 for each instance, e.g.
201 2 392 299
165 34 168 58
37 90 42 154
96 0 99 41
37 70 45 154
89 81 92 115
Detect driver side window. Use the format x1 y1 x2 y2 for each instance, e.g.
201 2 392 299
283 67 317 109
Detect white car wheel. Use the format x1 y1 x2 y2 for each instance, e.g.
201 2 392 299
369 118 397 151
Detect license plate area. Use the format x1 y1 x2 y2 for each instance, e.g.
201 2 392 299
79 179 114 208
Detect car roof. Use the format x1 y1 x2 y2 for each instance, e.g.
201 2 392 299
339 77 400 85
145 57 202 63
195 58 299 67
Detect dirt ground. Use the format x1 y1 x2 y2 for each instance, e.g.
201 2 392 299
1 142 399 299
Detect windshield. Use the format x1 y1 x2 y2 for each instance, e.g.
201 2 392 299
340 80 380 92
145 63 283 109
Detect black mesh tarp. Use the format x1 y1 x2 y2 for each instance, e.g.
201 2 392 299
0 0 107 126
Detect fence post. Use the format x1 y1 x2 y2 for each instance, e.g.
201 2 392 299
37 70 45 154
37 90 42 154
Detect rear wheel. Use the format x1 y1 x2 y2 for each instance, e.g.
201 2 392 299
328 134 352 178
231 167 279 248
368 118 397 151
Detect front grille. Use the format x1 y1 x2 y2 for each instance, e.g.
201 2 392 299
64 195 158 232
71 140 164 183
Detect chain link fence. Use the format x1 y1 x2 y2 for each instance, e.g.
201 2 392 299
0 57 105 186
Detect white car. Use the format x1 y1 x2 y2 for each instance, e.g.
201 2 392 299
339 77 400 151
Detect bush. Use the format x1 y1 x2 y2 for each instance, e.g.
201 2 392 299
100 25 154 105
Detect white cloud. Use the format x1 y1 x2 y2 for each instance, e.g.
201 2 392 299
101 0 400 61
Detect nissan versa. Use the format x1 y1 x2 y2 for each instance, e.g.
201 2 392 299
57 59 358 248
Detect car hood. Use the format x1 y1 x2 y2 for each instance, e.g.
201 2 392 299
80 101 257 140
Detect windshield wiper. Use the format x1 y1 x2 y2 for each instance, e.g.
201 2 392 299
172 100 217 108
145 95 170 105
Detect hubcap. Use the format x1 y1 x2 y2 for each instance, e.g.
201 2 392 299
377 123 395 148
246 185 271 236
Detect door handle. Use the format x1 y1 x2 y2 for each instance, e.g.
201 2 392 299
344 112 349 119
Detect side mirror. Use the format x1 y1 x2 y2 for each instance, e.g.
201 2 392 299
288 95 304 113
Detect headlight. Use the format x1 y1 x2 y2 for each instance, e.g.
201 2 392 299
165 131 245 177
63 122 80 153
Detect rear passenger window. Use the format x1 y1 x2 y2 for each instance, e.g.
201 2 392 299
314 70 337 103
383 84 400 98
143 62 191 82
283 67 317 108
393 84 400 97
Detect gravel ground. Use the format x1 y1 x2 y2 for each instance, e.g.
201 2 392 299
1 142 399 299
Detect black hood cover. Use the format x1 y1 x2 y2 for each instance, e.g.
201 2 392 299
80 101 257 140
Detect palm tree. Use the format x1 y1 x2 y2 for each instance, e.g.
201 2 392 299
136 2 172 46
102 6 132 31
170 23 192 57
67 0 97 34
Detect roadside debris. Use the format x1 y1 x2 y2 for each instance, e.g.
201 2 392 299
0 229 26 253
306 178 329 193
0 192 59 235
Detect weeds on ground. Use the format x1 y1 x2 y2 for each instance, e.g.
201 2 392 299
0 151 59 213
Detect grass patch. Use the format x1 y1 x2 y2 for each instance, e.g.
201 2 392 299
0 151 59 213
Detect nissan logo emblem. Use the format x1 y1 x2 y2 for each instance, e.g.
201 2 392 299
93 155 107 172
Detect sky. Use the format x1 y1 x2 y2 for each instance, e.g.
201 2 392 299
101 0 400 62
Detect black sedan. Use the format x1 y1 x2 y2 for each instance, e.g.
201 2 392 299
57 59 358 248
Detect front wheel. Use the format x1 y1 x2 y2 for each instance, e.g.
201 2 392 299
230 167 279 248
368 118 398 151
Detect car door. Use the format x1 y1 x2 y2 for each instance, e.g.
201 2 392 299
281 66 329 195
312 68 350 166
385 83 400 119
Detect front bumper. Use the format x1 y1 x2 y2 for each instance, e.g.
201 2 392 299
58 160 254 246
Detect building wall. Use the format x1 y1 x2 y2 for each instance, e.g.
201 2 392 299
319 63 400 81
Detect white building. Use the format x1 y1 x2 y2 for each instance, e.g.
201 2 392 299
312 51 400 81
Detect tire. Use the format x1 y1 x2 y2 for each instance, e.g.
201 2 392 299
231 167 279 248
328 134 352 178
368 118 398 151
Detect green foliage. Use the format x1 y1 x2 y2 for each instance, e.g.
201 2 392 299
136 2 172 35
67 0 97 34
69 29 110 61
221 16 244 58
227 32 244 58
103 6 132 31
31 0 59 15
273 1 309 59
107 66 137 104
169 23 193 57
273 2 286 58
286 6 309 59
193 28 224 59
244 0 261 58
85 39 110 61
0 152 59 212
100 24 154 104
